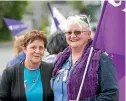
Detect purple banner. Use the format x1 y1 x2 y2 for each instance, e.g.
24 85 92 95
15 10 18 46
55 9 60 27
93 1 125 101
47 3 61 31
3 17 28 36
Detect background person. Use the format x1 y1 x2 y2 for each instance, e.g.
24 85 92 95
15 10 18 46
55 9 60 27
44 30 68 63
6 35 26 67
0 30 54 101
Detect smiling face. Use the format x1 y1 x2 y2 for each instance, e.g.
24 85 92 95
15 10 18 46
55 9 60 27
65 24 91 50
24 39 45 67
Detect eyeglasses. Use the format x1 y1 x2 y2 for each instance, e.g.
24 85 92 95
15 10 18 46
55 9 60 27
65 30 89 36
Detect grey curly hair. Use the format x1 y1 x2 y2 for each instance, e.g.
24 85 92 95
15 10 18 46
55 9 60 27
60 14 94 39
61 14 91 31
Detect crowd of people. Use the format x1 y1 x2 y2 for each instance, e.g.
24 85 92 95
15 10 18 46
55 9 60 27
0 14 119 101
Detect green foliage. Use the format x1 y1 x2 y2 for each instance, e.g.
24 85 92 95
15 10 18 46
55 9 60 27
66 1 100 22
40 1 50 37
0 1 28 41
87 4 101 22
67 1 89 15
40 16 49 37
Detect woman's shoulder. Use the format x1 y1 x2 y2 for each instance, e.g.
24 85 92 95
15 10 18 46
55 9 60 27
2 63 21 79
100 52 111 62
44 54 57 63
40 61 53 75
99 52 116 71
5 62 23 72
41 61 53 69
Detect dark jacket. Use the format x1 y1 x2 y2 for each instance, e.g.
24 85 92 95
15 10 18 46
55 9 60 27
0 61 54 101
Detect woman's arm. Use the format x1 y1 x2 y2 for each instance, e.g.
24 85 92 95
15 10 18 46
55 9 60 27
0 68 12 101
80 53 119 101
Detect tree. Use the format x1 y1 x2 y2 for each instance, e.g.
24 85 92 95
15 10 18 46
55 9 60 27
67 1 101 22
67 1 89 15
0 1 28 41
40 1 50 37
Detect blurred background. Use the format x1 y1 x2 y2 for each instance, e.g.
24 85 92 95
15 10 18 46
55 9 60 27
0 1 102 72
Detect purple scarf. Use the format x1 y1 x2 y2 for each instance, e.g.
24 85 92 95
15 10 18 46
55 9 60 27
52 40 102 100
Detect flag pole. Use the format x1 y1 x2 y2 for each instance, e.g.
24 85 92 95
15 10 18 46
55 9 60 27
76 47 94 101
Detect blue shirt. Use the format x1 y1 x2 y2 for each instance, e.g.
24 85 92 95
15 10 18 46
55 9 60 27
44 54 57 63
6 51 26 67
24 66 43 101
53 55 76 101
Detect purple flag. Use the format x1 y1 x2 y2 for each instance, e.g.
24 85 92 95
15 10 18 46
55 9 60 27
3 17 28 36
47 3 61 31
93 1 125 101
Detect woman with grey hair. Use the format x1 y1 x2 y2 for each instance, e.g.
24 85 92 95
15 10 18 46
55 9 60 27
52 14 119 101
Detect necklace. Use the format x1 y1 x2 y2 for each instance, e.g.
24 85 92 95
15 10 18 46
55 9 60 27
32 72 40 83
24 66 40 83
24 66 40 91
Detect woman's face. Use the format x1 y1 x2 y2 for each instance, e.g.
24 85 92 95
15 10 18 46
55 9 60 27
65 24 91 49
24 40 45 65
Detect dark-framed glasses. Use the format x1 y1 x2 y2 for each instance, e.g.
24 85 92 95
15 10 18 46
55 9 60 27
65 30 89 36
